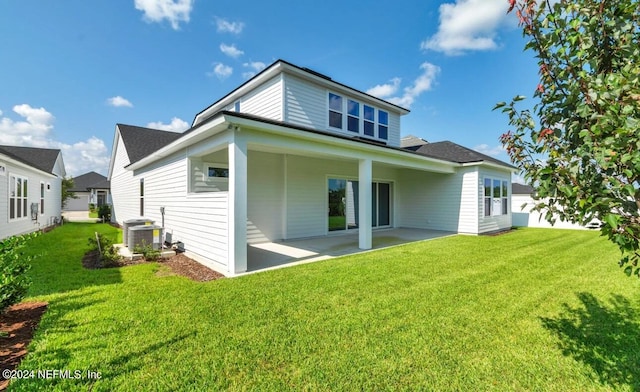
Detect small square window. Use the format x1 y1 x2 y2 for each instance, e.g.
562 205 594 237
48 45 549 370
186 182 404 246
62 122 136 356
208 167 229 178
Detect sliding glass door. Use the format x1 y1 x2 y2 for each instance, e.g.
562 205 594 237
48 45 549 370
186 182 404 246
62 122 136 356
328 179 391 232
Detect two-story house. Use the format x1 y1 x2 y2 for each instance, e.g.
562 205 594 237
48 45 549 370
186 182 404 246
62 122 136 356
108 59 515 275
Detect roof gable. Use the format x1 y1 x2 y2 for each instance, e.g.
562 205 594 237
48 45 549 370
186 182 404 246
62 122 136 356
70 171 109 191
117 124 183 166
408 141 515 169
0 145 61 174
192 59 410 127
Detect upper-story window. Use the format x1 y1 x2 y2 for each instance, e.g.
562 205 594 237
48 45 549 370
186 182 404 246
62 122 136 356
329 93 343 129
364 105 375 137
378 110 389 140
328 93 389 141
347 100 359 133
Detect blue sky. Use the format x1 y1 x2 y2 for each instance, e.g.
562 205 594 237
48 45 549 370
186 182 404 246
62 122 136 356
0 0 539 178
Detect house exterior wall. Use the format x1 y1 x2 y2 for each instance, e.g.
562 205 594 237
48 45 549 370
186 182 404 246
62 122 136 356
239 75 283 121
395 167 478 233
0 158 62 240
247 151 284 243
133 150 230 269
283 74 402 147
478 167 512 233
109 133 137 224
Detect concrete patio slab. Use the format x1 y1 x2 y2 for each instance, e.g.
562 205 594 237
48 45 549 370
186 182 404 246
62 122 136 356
245 228 455 274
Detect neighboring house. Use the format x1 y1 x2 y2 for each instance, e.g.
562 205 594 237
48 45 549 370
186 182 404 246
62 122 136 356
64 171 111 211
0 145 66 239
511 183 596 229
108 59 515 275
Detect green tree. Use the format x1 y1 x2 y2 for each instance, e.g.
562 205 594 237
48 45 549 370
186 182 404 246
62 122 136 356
61 176 77 209
496 0 640 275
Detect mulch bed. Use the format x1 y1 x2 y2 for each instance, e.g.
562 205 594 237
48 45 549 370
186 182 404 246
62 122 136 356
161 253 225 282
82 249 225 282
0 301 48 390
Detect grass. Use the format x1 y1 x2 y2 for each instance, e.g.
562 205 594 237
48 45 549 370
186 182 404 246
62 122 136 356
9 223 640 391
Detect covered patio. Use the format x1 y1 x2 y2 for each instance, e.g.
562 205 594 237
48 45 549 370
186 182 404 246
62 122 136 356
245 228 455 274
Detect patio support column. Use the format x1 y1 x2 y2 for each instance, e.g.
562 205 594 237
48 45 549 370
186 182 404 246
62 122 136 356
358 158 372 250
228 130 247 274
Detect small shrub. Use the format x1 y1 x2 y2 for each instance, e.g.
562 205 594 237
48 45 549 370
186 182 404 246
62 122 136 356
0 233 38 312
133 241 161 261
98 205 111 222
88 233 120 267
89 203 96 212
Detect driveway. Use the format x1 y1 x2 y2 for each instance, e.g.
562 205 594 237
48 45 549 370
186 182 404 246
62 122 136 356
62 211 100 222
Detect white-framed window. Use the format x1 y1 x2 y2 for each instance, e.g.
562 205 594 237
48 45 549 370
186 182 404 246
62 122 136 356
328 92 389 141
40 182 45 214
347 99 359 133
204 163 229 180
484 178 509 217
328 93 343 129
9 174 28 220
378 110 389 140
139 178 144 216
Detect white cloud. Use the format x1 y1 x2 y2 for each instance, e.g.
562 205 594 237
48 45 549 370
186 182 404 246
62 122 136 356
107 96 133 108
61 137 111 176
146 117 189 132
421 0 509 55
208 62 233 80
366 77 401 99
134 0 193 30
241 61 266 79
0 104 110 176
381 62 440 109
473 143 505 157
214 17 244 34
220 43 244 59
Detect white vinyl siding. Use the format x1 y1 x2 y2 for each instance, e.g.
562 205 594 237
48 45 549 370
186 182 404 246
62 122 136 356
0 159 62 240
247 151 284 243
239 75 283 121
283 74 403 147
396 167 478 233
133 150 230 270
109 133 138 223
284 74 327 130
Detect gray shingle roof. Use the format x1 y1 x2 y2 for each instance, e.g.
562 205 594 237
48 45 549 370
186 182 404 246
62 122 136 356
512 183 534 195
69 171 109 191
400 135 429 148
407 141 516 169
117 124 183 165
0 145 61 174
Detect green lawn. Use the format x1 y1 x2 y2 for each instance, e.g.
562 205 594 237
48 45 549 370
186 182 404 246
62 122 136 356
9 223 640 391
